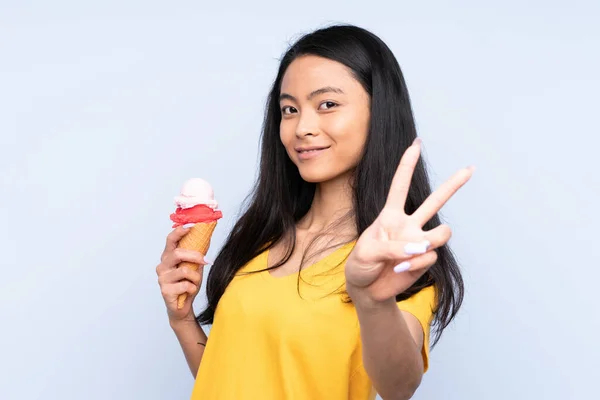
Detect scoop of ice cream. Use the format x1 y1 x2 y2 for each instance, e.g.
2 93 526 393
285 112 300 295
170 204 223 227
174 178 218 210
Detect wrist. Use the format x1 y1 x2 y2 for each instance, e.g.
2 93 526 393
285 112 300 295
353 296 397 313
347 286 396 312
169 315 198 330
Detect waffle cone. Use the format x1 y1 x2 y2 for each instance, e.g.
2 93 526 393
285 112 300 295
176 220 218 309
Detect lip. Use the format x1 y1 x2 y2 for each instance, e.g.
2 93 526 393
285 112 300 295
295 145 331 160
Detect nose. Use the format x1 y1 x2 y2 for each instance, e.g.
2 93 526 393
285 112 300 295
295 111 319 138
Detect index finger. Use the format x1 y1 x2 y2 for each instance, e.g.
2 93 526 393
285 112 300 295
384 138 422 211
164 224 194 253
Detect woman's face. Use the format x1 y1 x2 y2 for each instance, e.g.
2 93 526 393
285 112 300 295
279 55 371 184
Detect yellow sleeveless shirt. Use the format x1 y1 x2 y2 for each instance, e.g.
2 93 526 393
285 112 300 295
191 242 435 400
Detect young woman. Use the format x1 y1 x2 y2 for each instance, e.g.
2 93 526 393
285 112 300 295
156 24 473 400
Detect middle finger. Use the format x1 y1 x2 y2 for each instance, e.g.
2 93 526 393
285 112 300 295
160 266 202 286
158 248 208 275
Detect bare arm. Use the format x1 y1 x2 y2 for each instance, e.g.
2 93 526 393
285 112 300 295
170 319 208 378
355 298 424 400
156 225 212 378
344 141 472 399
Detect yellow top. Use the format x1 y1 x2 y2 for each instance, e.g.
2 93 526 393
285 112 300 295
190 242 436 400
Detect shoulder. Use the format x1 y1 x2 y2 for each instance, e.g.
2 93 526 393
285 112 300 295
398 285 436 312
236 249 269 274
397 285 437 372
397 285 436 327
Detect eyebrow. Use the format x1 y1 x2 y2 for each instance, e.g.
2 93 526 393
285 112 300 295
279 86 344 102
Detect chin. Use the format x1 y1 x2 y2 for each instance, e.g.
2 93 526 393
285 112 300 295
297 165 351 184
298 170 331 183
294 165 329 183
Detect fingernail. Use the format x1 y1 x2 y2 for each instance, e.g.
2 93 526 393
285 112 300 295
183 223 196 229
404 241 428 255
413 138 422 145
203 257 214 265
394 261 411 273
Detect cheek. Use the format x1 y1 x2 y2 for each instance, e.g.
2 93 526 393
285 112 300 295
326 113 368 157
279 121 293 145
279 121 297 158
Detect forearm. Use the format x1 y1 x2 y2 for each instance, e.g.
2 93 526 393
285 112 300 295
170 318 208 378
355 299 423 400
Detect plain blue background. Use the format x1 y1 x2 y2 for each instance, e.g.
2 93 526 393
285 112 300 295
1 1 598 399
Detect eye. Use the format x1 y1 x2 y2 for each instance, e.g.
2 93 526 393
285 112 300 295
318 101 338 110
281 106 297 115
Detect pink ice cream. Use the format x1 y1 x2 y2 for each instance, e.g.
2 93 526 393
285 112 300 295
170 178 223 227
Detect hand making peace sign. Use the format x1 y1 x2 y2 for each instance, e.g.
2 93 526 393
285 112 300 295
345 138 474 304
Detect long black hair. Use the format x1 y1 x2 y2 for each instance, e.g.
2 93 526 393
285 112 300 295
198 24 464 346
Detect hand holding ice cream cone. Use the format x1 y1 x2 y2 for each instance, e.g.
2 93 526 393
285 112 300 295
156 227 209 321
156 178 223 321
169 178 223 309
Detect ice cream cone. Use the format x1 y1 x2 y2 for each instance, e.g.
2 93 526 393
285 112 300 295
169 178 223 309
176 220 218 309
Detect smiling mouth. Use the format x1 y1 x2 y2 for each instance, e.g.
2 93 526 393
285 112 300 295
298 148 329 154
295 146 331 160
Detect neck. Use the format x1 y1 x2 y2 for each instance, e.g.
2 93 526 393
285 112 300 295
298 171 356 235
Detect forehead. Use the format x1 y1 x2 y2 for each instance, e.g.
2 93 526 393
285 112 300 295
280 55 358 94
